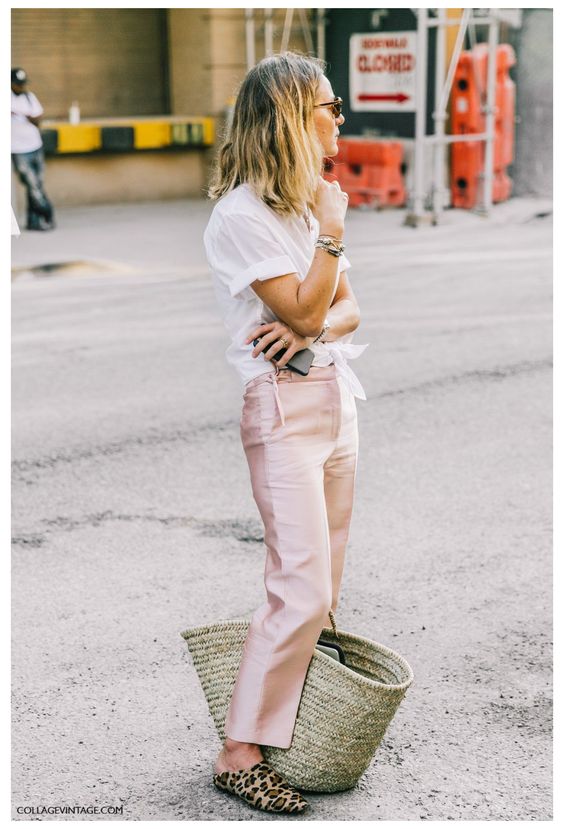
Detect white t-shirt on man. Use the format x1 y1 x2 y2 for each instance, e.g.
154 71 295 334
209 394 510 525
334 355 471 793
203 183 367 397
11 91 43 154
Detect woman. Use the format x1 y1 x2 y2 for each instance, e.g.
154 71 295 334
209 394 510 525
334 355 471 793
203 52 367 814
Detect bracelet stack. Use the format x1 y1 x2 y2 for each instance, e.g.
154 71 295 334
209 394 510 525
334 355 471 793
315 235 346 258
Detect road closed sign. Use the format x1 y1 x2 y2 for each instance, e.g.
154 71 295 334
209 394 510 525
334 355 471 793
349 31 417 112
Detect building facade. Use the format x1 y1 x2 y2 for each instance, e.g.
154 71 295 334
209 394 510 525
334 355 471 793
11 8 552 208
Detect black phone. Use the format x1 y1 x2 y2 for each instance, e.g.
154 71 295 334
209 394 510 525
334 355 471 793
252 337 314 376
316 638 347 666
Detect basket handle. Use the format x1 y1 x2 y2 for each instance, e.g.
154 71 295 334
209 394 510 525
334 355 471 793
328 608 339 639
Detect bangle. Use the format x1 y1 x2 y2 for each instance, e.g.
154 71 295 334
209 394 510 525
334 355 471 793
319 233 343 242
315 236 346 257
315 244 340 258
317 234 345 248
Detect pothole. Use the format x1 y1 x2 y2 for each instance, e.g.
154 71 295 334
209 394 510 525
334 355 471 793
11 259 136 280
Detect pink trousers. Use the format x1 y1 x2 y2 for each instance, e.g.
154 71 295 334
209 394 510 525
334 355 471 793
224 363 359 749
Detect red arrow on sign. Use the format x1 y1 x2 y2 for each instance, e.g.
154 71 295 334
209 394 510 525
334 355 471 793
358 93 411 103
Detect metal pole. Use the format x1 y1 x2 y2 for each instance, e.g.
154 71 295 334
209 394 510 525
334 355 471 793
425 132 489 144
427 15 496 28
432 7 447 221
481 14 499 215
438 7 470 116
317 8 326 62
281 8 293 53
264 8 274 57
407 7 428 225
298 8 314 55
245 9 255 70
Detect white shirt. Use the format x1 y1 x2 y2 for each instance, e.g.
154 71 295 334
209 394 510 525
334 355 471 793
11 91 43 154
203 183 367 397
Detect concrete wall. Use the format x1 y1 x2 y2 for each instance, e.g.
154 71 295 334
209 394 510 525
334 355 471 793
167 8 314 197
12 151 207 218
512 9 553 197
11 9 169 119
167 9 213 117
168 8 314 118
10 8 317 209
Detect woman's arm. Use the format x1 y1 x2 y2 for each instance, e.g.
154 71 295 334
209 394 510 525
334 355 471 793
249 177 349 337
245 270 361 367
249 247 341 338
320 271 360 342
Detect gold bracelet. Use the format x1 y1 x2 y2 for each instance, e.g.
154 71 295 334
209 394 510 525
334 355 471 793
317 234 345 247
315 236 346 257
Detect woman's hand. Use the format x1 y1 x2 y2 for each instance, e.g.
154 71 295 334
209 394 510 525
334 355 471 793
245 321 314 368
311 176 348 239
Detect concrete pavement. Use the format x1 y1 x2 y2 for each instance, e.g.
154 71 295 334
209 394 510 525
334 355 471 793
11 196 552 820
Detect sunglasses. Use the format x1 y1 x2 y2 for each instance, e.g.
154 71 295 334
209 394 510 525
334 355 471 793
314 97 343 118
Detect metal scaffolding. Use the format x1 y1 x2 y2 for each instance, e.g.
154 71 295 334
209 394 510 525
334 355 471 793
244 8 325 69
244 8 522 226
406 7 522 227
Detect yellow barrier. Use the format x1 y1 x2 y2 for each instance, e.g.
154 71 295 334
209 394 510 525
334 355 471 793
56 124 102 154
42 117 214 155
202 119 215 145
133 121 172 149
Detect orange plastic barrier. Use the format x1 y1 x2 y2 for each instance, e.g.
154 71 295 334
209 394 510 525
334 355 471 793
450 44 516 209
325 138 406 208
451 142 482 209
451 143 512 209
495 44 516 169
451 49 487 135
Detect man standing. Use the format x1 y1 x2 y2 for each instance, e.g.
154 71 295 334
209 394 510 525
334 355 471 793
11 67 55 231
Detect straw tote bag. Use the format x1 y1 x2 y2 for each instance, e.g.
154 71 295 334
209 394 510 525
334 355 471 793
181 611 413 793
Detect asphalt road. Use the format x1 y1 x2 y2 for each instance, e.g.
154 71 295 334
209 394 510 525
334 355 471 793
11 197 552 820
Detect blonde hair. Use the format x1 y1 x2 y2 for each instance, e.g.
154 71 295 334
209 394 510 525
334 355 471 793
208 52 326 217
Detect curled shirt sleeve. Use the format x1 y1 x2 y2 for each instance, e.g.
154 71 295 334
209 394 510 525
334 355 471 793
213 212 297 299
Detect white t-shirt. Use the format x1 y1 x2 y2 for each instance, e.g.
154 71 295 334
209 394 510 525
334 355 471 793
11 91 43 154
203 183 367 397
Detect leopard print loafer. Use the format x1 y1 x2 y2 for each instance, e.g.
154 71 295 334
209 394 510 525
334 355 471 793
213 760 309 813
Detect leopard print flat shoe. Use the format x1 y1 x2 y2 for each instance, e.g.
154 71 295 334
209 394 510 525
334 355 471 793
213 760 309 813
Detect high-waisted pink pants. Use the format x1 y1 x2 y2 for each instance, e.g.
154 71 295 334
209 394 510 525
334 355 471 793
224 363 359 749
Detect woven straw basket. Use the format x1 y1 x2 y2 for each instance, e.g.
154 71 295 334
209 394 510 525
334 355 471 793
181 612 413 793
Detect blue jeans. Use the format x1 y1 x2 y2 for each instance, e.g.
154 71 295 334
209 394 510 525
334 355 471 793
12 148 55 230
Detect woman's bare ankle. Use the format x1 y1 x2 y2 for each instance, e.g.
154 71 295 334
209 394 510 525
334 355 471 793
214 738 264 774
